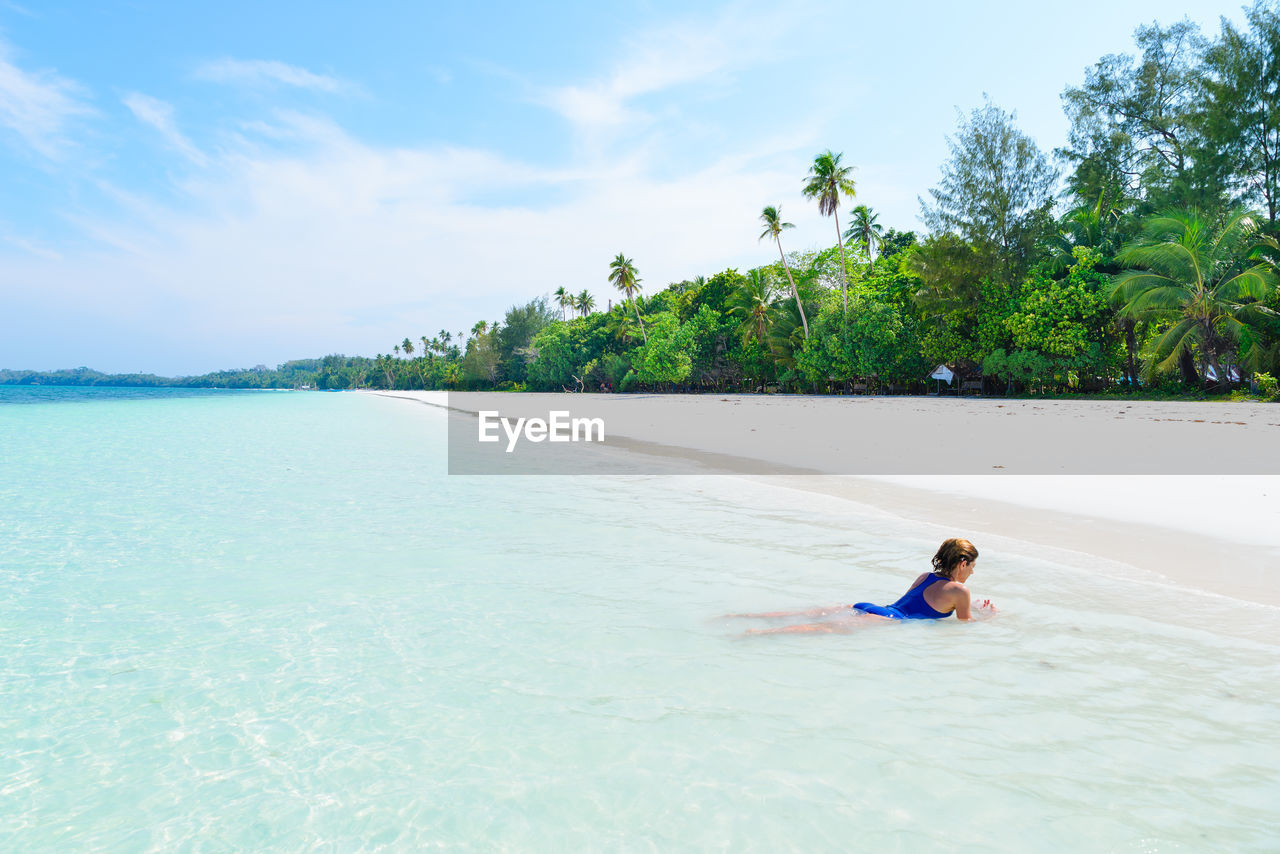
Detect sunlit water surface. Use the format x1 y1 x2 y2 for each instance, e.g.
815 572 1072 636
1 389 1277 852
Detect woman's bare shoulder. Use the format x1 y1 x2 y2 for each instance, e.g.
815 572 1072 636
907 571 932 589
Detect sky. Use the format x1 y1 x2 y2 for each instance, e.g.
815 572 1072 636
0 0 1256 374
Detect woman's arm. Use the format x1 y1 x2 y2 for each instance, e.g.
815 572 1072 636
953 590 999 621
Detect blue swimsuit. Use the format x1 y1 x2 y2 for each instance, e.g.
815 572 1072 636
852 574 952 620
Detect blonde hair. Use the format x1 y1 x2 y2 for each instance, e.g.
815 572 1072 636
931 538 978 580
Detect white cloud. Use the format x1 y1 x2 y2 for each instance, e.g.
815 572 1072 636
537 4 795 137
1 1 36 17
1 114 824 372
0 40 91 158
3 232 61 260
194 58 346 93
123 93 207 165
0 3 846 373
543 85 636 129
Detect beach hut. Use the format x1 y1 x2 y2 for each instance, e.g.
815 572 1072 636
1204 365 1242 384
929 364 954 395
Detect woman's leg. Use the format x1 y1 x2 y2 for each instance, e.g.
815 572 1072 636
746 621 847 635
722 605 846 619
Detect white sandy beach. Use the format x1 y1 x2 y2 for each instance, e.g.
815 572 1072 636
445 391 1278 474
371 390 1280 608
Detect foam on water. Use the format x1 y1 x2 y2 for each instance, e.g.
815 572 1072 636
2 390 1277 851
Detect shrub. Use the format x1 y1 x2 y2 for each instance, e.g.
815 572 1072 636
1254 372 1278 401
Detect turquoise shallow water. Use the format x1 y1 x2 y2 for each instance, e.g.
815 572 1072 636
2 389 1278 852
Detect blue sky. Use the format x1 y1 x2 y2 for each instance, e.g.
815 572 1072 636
0 0 1254 374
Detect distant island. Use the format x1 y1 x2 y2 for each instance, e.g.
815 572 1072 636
0 361 362 390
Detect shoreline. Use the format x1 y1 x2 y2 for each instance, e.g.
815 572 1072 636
751 475 1280 609
367 390 1280 609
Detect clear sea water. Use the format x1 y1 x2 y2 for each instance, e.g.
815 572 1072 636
2 387 1277 852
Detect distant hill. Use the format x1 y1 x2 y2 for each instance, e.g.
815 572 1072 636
0 356 377 390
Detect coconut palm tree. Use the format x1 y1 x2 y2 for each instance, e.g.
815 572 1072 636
1111 208 1279 384
376 354 395 386
844 204 884 270
759 205 808 339
609 253 646 344
577 290 595 316
802 149 857 313
554 286 570 321
1048 193 1146 385
603 306 639 346
1043 190 1135 274
766 296 808 374
729 269 776 344
1233 234 1280 374
401 337 415 358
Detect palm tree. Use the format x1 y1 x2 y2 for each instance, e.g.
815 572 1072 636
611 312 639 346
1236 237 1280 375
844 205 883 270
608 253 646 344
577 290 595 316
729 269 776 344
554 286 570 321
401 337 414 358
1042 191 1144 383
420 335 431 359
802 149 857 313
1044 190 1134 273
376 354 395 386
1111 208 1279 384
472 320 489 336
759 205 808 339
766 296 808 374
566 294 579 320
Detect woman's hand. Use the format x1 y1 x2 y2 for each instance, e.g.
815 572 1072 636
970 598 998 620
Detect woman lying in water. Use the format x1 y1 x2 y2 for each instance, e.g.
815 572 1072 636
731 538 995 634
